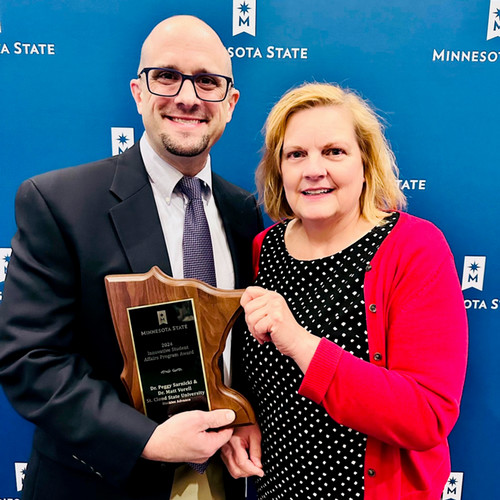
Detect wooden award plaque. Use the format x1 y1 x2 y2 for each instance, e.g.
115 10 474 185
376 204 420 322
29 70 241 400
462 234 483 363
105 266 255 427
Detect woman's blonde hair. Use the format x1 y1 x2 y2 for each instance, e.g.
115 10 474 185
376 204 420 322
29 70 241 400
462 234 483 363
256 82 406 223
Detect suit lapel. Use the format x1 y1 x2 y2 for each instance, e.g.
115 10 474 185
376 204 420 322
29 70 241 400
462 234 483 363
212 174 244 288
108 144 172 275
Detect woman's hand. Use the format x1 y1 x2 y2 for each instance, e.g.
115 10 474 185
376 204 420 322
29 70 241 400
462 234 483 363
221 424 264 478
241 286 321 372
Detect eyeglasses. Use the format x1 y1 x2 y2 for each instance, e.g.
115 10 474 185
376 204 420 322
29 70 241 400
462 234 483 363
138 67 233 102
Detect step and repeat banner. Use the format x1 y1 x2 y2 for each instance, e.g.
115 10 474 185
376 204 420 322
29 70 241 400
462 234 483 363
0 1 498 498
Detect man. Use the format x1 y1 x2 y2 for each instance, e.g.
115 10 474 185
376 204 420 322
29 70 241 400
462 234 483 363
0 15 263 500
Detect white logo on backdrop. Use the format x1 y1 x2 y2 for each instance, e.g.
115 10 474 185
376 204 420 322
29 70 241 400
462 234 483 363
111 127 134 156
229 0 308 60
441 472 464 500
398 179 427 190
0 19 56 56
461 256 486 291
433 1 500 63
487 0 500 40
233 0 256 37
15 462 27 492
0 248 12 302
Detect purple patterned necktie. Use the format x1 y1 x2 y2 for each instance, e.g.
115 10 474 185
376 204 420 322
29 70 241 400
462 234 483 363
178 176 216 287
178 176 215 474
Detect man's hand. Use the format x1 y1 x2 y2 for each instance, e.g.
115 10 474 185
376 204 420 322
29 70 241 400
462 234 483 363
142 409 236 463
221 423 264 478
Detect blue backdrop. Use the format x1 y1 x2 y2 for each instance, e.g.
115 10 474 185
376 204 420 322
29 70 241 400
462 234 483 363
1 1 498 498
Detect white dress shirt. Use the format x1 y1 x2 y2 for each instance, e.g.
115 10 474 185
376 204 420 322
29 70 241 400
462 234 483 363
139 134 234 384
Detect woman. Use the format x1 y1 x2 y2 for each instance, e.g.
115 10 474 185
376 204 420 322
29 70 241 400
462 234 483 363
222 83 468 500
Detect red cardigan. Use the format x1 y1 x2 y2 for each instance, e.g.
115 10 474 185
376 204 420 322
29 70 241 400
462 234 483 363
252 212 468 500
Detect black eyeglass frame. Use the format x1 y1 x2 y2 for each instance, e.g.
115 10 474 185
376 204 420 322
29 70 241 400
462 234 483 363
138 67 234 102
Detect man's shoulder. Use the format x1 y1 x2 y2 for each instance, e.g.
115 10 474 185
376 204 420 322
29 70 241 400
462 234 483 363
25 145 141 193
211 172 263 231
31 156 115 186
212 172 254 199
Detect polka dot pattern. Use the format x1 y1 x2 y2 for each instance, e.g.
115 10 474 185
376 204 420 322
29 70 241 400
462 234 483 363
241 213 399 499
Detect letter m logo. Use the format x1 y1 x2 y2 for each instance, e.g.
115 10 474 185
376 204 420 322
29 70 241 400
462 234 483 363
232 0 256 36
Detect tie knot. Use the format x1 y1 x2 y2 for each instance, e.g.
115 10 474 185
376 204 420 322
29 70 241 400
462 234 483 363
178 176 203 201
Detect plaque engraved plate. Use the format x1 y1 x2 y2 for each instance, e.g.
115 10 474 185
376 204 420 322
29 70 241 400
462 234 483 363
105 266 255 427
127 299 209 422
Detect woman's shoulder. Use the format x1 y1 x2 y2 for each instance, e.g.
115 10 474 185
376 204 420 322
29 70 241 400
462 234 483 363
252 222 285 278
392 211 448 246
395 211 441 230
253 221 283 248
377 211 453 266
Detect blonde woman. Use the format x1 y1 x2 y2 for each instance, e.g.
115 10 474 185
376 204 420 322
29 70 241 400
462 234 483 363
222 83 467 500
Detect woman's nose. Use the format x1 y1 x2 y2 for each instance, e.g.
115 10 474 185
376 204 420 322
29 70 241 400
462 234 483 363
302 155 327 179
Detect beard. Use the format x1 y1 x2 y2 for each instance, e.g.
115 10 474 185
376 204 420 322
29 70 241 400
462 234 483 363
160 133 210 158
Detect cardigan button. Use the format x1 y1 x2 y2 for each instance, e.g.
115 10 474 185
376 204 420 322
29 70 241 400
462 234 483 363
369 304 377 313
373 352 382 361
368 468 376 477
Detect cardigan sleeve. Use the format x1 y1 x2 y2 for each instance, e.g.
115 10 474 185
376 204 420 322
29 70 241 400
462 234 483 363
299 218 468 451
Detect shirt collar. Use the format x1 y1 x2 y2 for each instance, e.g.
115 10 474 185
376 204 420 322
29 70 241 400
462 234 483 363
140 134 213 204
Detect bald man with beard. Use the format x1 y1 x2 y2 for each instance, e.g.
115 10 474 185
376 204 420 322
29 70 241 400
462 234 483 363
0 15 263 500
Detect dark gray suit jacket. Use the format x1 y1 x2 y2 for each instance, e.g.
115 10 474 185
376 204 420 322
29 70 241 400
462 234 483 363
0 144 263 499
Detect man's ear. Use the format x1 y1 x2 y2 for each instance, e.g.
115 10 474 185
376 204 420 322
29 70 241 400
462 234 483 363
225 87 240 123
130 78 144 115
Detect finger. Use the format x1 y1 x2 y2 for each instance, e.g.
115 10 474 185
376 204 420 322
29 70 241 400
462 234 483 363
248 435 262 469
247 316 272 344
206 427 234 450
224 445 263 478
243 297 264 318
240 290 252 308
252 315 274 343
220 443 233 465
238 459 264 477
245 305 269 332
226 460 245 479
242 288 275 313
221 444 243 478
234 445 264 477
241 286 268 306
204 409 236 430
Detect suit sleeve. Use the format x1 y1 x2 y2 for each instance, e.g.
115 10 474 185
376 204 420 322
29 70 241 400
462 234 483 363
298 227 468 451
0 179 158 486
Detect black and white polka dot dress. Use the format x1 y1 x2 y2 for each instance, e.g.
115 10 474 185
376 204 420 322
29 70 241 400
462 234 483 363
241 213 399 500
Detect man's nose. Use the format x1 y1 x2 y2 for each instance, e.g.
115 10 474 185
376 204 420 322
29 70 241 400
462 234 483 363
174 78 200 105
